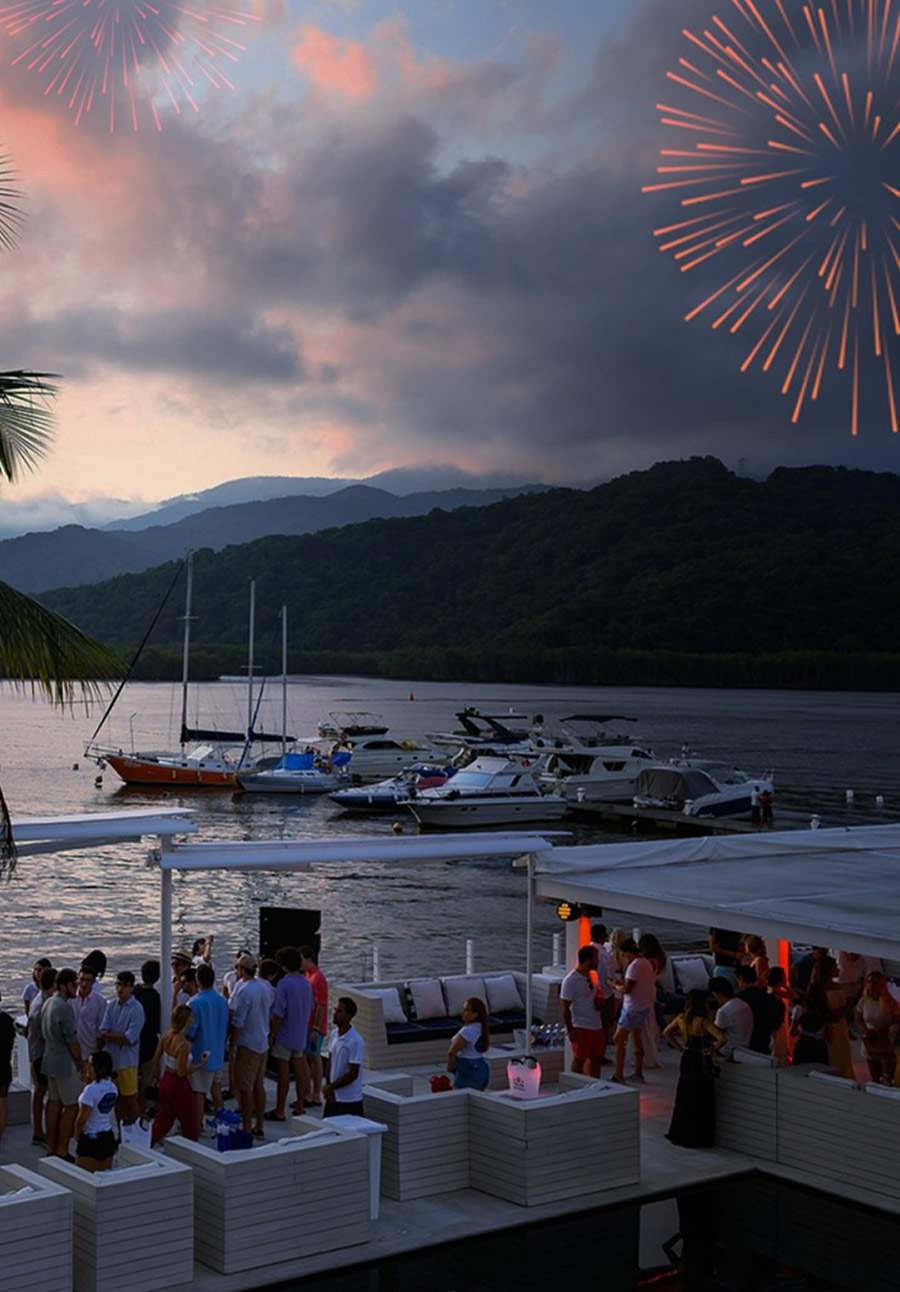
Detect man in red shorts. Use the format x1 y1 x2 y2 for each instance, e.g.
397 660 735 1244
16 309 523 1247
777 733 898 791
561 945 606 1077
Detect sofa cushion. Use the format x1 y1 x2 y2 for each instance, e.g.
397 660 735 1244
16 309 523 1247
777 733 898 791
488 1010 526 1033
385 1022 428 1045
408 978 447 1020
416 1016 463 1041
673 956 711 994
361 987 408 1025
441 975 486 1016
484 974 524 1014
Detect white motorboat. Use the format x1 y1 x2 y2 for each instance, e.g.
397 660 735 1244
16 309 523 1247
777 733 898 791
334 732 440 782
633 765 775 818
537 715 657 805
236 750 351 795
329 765 456 813
429 708 538 760
317 711 390 740
403 757 569 828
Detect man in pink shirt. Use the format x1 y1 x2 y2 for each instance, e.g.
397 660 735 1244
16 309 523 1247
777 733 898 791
301 946 328 1108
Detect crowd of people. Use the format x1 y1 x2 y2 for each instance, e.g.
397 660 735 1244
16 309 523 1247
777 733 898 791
3 937 368 1170
556 923 900 1150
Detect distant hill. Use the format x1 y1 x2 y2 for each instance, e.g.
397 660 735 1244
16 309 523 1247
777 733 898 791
38 457 900 689
103 464 539 531
3 483 540 594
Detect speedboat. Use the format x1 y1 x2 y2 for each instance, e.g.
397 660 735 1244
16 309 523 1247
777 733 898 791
236 750 351 794
403 757 569 828
537 715 656 805
633 765 775 818
333 732 440 782
329 765 456 813
429 708 539 760
317 711 390 740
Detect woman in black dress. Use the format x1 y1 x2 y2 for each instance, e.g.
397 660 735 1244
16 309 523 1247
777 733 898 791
663 989 725 1148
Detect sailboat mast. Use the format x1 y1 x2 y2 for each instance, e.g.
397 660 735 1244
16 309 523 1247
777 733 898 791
179 553 194 752
247 579 256 741
281 604 288 761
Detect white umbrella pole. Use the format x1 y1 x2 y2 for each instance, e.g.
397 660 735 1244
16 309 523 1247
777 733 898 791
525 853 534 1056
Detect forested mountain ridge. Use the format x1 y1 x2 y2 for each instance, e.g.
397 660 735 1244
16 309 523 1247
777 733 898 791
38 458 900 688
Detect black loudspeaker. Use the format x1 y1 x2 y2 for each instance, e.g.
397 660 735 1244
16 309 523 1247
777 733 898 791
258 907 321 960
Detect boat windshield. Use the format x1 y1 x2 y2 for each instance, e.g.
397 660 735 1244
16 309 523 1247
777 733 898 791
451 771 495 790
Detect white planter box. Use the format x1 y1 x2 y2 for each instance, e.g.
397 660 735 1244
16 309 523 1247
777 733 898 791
165 1127 370 1275
0 1164 72 1292
715 1048 778 1161
776 1064 900 1197
468 1082 640 1207
39 1147 192 1292
362 1086 470 1201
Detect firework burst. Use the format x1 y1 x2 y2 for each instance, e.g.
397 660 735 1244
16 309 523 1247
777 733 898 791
0 0 261 132
644 0 899 436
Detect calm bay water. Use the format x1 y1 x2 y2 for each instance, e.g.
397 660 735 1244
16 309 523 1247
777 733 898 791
0 676 897 998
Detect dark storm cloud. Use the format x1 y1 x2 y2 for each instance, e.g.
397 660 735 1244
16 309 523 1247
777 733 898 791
0 304 303 383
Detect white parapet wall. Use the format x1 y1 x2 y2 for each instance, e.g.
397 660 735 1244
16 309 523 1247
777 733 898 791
776 1065 900 1198
164 1128 370 1275
0 1163 72 1292
715 1047 779 1161
39 1147 193 1292
362 1085 470 1201
467 1081 640 1207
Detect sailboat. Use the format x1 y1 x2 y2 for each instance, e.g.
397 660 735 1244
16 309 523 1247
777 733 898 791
86 558 290 788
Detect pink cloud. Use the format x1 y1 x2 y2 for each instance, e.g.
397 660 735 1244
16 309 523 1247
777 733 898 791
292 26 378 102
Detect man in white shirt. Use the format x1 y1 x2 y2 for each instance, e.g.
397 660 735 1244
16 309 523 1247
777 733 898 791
323 998 365 1118
711 977 753 1057
613 939 655 1085
73 967 106 1061
561 945 606 1077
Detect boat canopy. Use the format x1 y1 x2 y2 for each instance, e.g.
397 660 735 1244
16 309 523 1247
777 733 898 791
636 767 719 800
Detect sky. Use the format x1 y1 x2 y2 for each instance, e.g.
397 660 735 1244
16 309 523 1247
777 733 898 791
0 0 897 522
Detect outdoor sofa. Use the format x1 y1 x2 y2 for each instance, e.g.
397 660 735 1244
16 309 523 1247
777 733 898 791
336 970 561 1070
39 1145 192 1292
0 1163 72 1292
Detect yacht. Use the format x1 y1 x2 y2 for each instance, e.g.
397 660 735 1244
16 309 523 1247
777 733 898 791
236 750 351 795
403 756 569 828
317 711 390 740
329 765 456 813
333 732 440 782
429 708 538 759
538 715 657 805
633 765 775 818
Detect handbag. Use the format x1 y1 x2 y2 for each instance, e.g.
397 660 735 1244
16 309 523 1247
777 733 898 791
120 1117 152 1150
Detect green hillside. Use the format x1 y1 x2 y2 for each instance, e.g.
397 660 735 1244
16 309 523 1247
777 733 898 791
37 457 900 689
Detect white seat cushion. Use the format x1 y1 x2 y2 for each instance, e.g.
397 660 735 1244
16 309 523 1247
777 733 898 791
362 988 407 1025
484 974 524 1013
441 975 486 1017
673 956 711 993
407 978 447 1020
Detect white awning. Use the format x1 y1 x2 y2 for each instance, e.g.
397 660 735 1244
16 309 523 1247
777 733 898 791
10 807 197 857
530 824 900 959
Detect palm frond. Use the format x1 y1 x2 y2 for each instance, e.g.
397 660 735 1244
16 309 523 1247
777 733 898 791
0 371 58 482
0 781 16 877
0 580 122 707
0 152 23 252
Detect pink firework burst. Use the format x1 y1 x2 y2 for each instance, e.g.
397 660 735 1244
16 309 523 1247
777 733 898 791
0 0 261 132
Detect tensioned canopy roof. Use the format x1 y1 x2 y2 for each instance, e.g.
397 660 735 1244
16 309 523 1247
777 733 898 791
531 824 900 960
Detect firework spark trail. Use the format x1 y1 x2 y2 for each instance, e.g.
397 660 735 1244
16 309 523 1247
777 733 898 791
644 0 899 435
0 0 260 131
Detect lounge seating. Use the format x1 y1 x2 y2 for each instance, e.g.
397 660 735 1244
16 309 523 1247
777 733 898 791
468 1080 640 1206
164 1127 369 1275
336 970 561 1070
776 1064 900 1198
715 1046 778 1161
39 1147 192 1292
362 1085 470 1200
0 1164 72 1292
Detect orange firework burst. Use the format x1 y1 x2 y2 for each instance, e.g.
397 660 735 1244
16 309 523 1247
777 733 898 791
0 0 260 132
644 0 899 436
